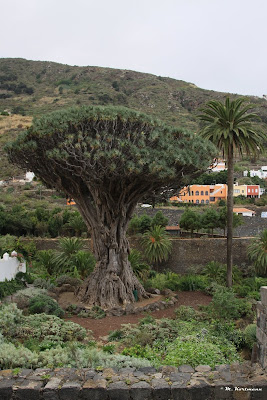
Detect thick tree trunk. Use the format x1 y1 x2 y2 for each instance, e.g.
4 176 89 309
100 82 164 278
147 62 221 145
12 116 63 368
226 146 234 287
76 202 149 308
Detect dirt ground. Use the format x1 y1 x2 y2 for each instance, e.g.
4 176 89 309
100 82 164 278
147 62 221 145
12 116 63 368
64 291 212 340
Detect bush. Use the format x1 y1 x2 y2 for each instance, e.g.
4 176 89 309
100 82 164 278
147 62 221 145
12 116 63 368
0 279 25 300
28 294 64 317
244 324 257 349
175 306 197 321
207 285 252 320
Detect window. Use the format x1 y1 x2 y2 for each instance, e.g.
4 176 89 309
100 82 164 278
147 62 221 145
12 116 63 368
210 197 215 202
248 189 250 192
191 191 194 196
201 200 204 204
201 191 204 195
196 191 199 196
252 189 254 193
196 200 199 204
205 191 208 195
206 200 209 204
242 190 244 193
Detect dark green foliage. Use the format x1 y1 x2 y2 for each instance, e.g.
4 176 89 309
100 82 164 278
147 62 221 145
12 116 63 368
201 208 219 235
151 211 168 228
128 249 150 281
108 329 123 341
179 208 201 236
192 170 228 185
141 225 172 264
0 279 24 299
244 324 256 349
248 229 267 276
6 106 216 212
207 285 252 320
28 294 64 317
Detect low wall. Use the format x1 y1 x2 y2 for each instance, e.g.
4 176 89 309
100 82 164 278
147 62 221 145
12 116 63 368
0 362 266 400
22 237 252 274
257 286 267 369
162 237 251 274
0 255 26 282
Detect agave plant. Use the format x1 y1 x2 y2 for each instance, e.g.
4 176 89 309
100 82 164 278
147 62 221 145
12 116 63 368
248 229 267 276
128 249 150 282
141 225 172 265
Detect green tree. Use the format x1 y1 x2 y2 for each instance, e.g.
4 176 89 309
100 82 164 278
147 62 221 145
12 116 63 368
248 229 267 276
218 207 244 237
201 208 219 237
151 210 168 228
198 98 265 287
141 225 172 266
179 208 202 237
6 105 215 307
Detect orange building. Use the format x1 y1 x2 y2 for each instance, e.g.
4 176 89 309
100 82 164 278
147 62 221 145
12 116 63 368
176 184 228 204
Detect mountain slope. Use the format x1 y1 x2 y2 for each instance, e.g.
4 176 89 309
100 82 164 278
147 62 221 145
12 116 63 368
0 58 266 179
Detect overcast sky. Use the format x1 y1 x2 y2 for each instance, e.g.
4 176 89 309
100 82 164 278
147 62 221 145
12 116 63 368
1 0 266 97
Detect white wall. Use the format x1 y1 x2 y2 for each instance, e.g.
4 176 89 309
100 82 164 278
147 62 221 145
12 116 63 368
0 254 26 282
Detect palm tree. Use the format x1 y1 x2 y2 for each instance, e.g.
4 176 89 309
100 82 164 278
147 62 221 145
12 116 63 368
248 229 267 276
141 225 172 267
198 97 265 287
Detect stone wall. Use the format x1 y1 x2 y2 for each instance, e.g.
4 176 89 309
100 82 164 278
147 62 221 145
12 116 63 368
22 237 252 274
257 286 267 369
0 363 266 400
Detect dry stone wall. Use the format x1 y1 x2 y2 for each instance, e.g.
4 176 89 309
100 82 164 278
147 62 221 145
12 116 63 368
0 363 266 400
257 286 267 369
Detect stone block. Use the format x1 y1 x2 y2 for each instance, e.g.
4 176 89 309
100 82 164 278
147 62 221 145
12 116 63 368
15 380 44 400
138 367 157 374
178 365 195 373
107 381 130 400
43 377 62 400
59 381 81 400
256 327 267 346
188 379 214 400
171 383 191 400
151 378 171 400
169 372 191 385
130 381 152 400
260 286 267 306
0 379 16 400
195 365 212 373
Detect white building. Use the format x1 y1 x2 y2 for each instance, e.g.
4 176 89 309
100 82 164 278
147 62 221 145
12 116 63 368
244 166 267 179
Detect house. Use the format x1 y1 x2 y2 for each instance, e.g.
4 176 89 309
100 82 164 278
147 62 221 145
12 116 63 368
247 185 260 198
233 208 256 217
244 166 267 179
165 225 181 236
233 184 247 197
209 159 226 172
177 184 227 204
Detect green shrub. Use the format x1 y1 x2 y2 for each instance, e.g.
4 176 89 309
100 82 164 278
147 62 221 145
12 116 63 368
16 313 87 342
175 306 197 321
108 330 123 341
207 285 252 320
0 279 25 300
244 324 257 349
164 337 240 368
0 303 23 336
28 294 64 317
177 274 208 291
33 278 55 290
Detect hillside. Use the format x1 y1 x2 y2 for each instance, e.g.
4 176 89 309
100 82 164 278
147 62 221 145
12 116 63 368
0 58 267 180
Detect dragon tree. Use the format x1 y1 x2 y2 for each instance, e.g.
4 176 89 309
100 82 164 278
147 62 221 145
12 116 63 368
6 106 216 307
